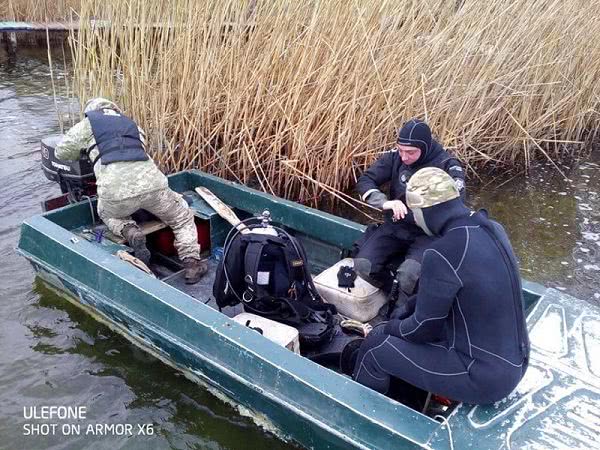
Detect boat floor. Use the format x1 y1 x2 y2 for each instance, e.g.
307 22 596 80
159 257 245 318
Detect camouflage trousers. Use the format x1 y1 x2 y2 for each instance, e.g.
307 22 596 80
97 188 200 261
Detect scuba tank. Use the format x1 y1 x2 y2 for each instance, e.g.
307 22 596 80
213 210 337 349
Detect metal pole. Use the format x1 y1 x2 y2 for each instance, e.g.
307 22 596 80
7 32 17 56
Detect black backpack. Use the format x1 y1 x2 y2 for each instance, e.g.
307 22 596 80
213 218 336 349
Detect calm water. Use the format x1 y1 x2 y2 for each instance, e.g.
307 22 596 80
469 158 600 304
1 45 599 450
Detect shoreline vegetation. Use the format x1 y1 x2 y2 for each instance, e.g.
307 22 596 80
5 0 600 209
1 0 79 22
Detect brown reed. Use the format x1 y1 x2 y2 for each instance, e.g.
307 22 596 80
66 0 600 207
1 0 80 21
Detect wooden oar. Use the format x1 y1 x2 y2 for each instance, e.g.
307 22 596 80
116 250 156 277
195 186 250 234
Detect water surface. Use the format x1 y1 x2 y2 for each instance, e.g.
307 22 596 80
0 45 295 450
1 43 599 450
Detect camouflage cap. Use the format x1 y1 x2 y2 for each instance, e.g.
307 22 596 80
83 97 121 114
406 167 459 209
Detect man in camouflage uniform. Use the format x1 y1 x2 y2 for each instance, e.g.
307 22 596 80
354 119 466 295
55 97 207 284
349 168 530 406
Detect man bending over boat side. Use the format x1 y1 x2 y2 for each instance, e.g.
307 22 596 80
353 119 466 296
349 167 530 405
55 97 207 284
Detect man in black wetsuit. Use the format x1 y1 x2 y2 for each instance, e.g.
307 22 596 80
354 119 465 294
351 167 530 405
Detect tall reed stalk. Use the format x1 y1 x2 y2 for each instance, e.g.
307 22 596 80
1 0 79 21
69 0 599 205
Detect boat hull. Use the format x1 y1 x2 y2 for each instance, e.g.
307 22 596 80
19 169 599 450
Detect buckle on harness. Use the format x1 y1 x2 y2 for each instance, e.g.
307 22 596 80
243 275 255 303
242 290 254 303
288 282 297 300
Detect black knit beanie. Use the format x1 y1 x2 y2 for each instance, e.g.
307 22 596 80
396 119 432 162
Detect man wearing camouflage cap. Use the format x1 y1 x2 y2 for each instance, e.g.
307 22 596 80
350 167 530 405
55 97 207 283
354 119 465 295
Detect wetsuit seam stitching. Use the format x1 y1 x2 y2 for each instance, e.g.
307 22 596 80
467 359 476 373
425 248 463 287
428 342 450 351
408 122 417 140
355 338 389 381
456 228 469 271
385 340 469 376
451 307 456 349
456 297 473 358
471 344 524 367
372 354 387 374
361 362 388 381
400 314 448 337
447 225 480 233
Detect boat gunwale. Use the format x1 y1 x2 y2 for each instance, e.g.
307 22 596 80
18 170 448 449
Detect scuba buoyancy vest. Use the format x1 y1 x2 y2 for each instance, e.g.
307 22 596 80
213 215 337 349
86 109 149 165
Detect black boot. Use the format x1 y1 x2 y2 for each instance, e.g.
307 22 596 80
339 338 364 377
352 258 384 288
122 225 151 265
183 258 208 284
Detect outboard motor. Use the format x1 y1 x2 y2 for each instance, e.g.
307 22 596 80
40 135 97 210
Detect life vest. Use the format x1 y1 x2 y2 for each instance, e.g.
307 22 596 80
86 109 148 165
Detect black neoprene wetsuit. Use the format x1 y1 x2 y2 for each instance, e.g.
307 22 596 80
354 140 465 288
353 200 530 404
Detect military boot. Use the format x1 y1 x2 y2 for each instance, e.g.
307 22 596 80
183 258 208 284
122 225 151 266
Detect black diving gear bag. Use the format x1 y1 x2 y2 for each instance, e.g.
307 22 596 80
213 223 336 349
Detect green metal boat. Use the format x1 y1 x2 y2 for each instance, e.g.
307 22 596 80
17 170 600 449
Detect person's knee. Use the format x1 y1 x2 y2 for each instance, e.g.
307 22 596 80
353 333 387 374
352 334 391 392
397 258 421 294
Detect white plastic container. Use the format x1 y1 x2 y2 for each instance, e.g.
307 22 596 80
313 258 387 322
232 312 301 354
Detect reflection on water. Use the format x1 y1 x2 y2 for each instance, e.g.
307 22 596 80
0 45 296 450
470 158 600 304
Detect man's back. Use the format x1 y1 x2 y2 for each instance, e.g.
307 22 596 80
430 214 529 367
56 116 167 201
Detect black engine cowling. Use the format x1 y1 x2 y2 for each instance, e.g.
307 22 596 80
40 135 97 210
41 135 95 191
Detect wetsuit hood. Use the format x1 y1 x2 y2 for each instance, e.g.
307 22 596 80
418 198 471 236
397 119 444 167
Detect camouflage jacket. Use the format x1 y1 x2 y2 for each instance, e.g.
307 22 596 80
55 118 168 201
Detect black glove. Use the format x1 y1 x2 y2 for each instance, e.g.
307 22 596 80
337 265 357 288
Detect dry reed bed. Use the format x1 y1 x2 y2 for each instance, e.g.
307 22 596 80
69 0 599 206
1 0 79 21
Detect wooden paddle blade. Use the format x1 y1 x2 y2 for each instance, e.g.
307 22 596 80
195 186 250 234
116 250 156 277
